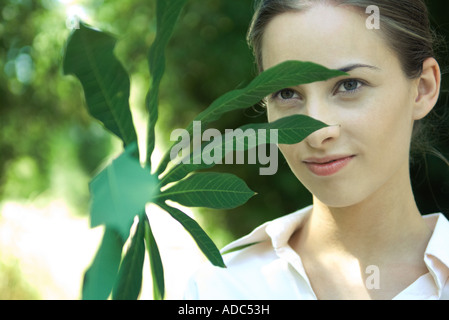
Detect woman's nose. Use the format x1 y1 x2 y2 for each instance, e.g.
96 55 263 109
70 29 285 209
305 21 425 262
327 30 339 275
305 124 341 149
302 98 341 148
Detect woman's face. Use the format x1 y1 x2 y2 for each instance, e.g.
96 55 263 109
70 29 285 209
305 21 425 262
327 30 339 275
262 5 421 207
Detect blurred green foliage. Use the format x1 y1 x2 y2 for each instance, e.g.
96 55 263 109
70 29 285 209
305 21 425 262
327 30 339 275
0 0 115 213
0 258 39 299
1 0 449 255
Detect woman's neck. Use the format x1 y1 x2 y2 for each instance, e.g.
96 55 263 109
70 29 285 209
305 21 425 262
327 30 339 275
289 165 433 299
295 165 431 264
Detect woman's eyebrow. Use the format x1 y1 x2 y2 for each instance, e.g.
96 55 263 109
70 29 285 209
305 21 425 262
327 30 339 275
337 63 381 73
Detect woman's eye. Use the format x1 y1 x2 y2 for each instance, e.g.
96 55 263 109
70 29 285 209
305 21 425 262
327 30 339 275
273 88 299 100
280 89 295 99
336 79 363 94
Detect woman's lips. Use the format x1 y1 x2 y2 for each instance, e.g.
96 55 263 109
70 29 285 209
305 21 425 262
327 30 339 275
303 155 355 176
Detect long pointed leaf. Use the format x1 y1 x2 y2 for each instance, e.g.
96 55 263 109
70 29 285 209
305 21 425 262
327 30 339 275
192 61 344 126
63 22 137 146
157 201 225 268
82 227 124 300
156 60 346 175
112 216 146 300
157 172 255 209
160 114 327 186
146 0 188 167
144 215 165 300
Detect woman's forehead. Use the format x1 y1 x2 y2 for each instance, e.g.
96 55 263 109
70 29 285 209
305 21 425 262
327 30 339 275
260 5 389 71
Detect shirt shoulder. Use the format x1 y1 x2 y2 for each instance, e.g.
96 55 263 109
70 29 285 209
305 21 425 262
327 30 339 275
184 240 277 299
184 206 313 300
422 213 449 298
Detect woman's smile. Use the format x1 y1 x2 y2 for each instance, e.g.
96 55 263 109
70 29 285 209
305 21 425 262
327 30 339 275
303 155 355 176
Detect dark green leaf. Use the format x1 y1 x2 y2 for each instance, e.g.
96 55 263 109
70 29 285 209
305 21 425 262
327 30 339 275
89 143 157 240
63 22 137 146
192 61 345 127
239 114 328 145
146 0 188 167
221 242 262 255
82 227 124 300
159 114 327 186
157 201 225 268
157 172 255 209
144 215 165 300
112 215 146 300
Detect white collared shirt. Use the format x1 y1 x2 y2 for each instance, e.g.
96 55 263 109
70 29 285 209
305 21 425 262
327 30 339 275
184 206 449 300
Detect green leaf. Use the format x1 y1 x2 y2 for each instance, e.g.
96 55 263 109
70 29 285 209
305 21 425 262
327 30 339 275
239 114 328 145
146 0 188 167
89 143 157 240
159 114 327 186
63 22 137 147
82 227 124 300
112 215 146 300
192 61 345 127
157 201 225 268
156 60 346 175
221 242 262 255
144 215 165 300
157 172 255 209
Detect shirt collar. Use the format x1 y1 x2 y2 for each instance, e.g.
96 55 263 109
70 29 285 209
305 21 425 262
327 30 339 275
221 207 449 299
221 207 449 282
221 205 312 254
422 213 449 292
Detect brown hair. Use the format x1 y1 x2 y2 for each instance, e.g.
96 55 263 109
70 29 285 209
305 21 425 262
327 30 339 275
247 0 445 160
